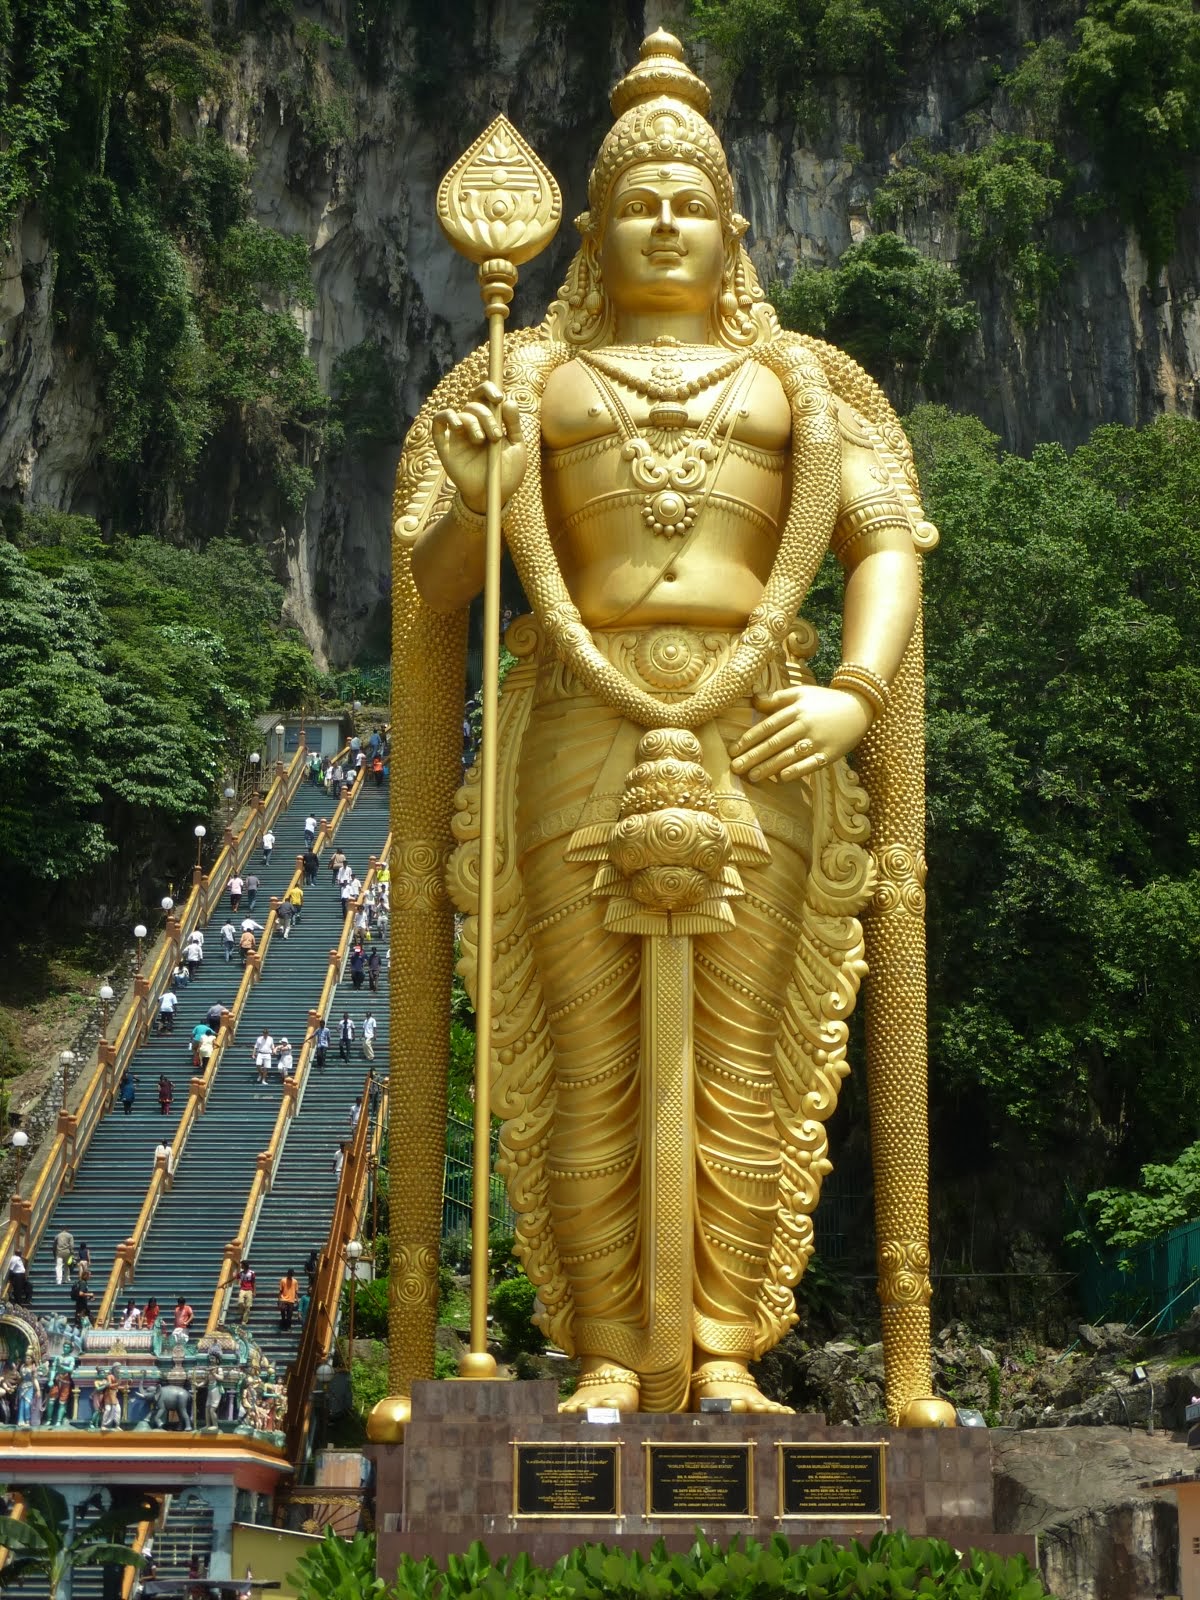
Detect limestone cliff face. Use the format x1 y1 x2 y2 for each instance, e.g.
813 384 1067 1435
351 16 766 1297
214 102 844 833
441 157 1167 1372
1 0 1197 663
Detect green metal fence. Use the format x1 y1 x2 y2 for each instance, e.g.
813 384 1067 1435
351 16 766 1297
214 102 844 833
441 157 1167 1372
1078 1215 1200 1332
442 1115 515 1245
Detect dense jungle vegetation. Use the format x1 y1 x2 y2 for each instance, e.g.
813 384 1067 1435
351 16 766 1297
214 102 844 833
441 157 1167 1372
1 0 1199 1238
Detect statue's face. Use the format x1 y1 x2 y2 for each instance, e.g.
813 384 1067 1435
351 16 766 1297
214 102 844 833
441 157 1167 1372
599 162 725 320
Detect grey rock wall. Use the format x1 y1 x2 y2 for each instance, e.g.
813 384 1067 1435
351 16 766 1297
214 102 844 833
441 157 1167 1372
1 0 1196 663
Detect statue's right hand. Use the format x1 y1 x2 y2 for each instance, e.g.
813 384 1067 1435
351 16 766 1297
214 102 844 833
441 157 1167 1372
433 381 526 514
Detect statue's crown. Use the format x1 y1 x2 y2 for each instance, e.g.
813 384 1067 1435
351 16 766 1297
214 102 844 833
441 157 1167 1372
585 30 733 231
609 29 712 118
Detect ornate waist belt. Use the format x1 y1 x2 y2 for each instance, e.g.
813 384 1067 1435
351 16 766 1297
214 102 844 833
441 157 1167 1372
536 624 789 705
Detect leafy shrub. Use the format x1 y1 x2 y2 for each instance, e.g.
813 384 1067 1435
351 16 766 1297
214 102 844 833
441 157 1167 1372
490 1272 546 1357
689 0 1004 121
1078 1141 1200 1248
771 233 978 404
1065 0 1200 275
389 1532 1053 1598
873 137 1065 321
346 1275 389 1341
291 1528 383 1600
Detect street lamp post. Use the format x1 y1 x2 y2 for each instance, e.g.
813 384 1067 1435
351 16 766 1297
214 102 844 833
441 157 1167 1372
59 1050 75 1113
345 1239 364 1351
133 924 148 975
249 751 261 797
11 1130 28 1195
99 984 115 1038
223 786 236 816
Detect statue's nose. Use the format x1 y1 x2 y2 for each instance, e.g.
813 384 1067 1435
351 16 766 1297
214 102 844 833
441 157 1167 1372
653 199 676 231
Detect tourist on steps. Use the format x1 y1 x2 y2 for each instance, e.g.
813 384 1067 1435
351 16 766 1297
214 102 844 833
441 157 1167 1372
261 827 275 865
309 1017 330 1071
221 919 237 962
157 1075 173 1116
277 1269 299 1330
157 989 177 1034
362 1011 377 1062
237 1261 256 1325
339 1013 355 1062
119 1071 136 1115
53 1227 75 1287
227 873 244 912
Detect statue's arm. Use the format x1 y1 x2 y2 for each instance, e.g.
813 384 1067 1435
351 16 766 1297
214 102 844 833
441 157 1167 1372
833 428 921 694
411 504 487 613
730 408 920 785
411 380 527 614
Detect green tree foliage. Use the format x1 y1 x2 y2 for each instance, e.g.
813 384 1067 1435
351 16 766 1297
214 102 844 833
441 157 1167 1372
1 0 325 514
899 410 1200 1170
873 137 1065 321
388 1532 1051 1599
1065 0 1200 275
0 508 309 890
689 0 1002 119
330 341 402 452
770 233 979 405
1082 1142 1200 1248
0 1487 143 1598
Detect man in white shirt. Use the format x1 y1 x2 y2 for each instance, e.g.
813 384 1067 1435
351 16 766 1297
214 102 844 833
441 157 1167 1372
221 920 237 962
304 815 318 847
362 1010 377 1062
157 989 178 1034
240 917 263 936
261 828 276 865
154 1140 174 1176
252 1032 275 1085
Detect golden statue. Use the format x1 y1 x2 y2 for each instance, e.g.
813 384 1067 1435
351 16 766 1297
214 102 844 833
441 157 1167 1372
373 30 953 1433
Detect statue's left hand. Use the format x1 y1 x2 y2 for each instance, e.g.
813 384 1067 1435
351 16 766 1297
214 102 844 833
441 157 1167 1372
729 685 873 783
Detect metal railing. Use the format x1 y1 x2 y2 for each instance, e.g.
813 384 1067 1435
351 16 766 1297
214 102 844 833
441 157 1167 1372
203 799 385 1335
0 747 312 1279
94 755 357 1326
284 1070 386 1465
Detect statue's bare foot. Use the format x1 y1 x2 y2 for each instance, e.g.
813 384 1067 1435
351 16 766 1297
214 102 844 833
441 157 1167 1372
559 1360 640 1414
691 1361 793 1414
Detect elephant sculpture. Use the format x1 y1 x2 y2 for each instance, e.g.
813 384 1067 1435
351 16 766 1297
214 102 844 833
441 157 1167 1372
142 1380 194 1430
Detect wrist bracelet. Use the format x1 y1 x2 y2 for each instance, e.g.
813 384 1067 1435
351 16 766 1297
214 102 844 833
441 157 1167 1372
450 492 487 530
830 662 890 717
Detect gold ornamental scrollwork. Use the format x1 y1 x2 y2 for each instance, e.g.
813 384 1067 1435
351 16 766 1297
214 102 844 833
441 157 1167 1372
877 1238 933 1307
870 843 927 917
389 1244 441 1310
390 841 446 911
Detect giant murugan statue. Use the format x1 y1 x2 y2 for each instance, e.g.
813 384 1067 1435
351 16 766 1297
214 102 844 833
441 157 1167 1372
374 30 951 1431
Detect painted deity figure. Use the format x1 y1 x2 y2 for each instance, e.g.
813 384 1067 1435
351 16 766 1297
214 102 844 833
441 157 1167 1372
389 31 946 1422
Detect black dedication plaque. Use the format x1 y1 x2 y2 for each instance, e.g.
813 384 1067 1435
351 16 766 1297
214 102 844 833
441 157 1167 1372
645 1443 753 1519
512 1442 621 1519
777 1443 886 1519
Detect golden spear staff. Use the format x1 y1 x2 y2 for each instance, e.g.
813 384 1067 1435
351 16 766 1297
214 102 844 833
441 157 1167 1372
436 119 561 1377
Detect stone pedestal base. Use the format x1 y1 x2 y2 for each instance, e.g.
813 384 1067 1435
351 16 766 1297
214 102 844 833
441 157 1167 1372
371 1381 1036 1574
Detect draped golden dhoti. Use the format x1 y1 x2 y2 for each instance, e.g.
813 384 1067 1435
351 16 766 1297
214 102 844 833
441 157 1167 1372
450 619 872 1409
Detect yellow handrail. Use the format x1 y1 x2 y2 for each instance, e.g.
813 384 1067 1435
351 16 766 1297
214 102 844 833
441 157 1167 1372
204 819 389 1334
120 1499 160 1600
284 1072 384 1463
94 757 357 1326
0 746 311 1281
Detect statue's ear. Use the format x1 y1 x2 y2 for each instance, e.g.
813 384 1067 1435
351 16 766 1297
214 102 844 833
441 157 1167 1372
730 211 750 241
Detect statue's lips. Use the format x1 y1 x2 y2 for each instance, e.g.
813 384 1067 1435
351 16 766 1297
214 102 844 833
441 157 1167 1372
643 243 686 259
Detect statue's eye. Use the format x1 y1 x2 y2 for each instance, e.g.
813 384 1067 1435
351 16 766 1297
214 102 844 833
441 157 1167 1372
685 200 709 216
624 200 646 215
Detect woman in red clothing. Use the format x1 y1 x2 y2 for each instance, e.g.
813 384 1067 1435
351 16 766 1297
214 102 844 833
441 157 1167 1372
140 1297 160 1331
